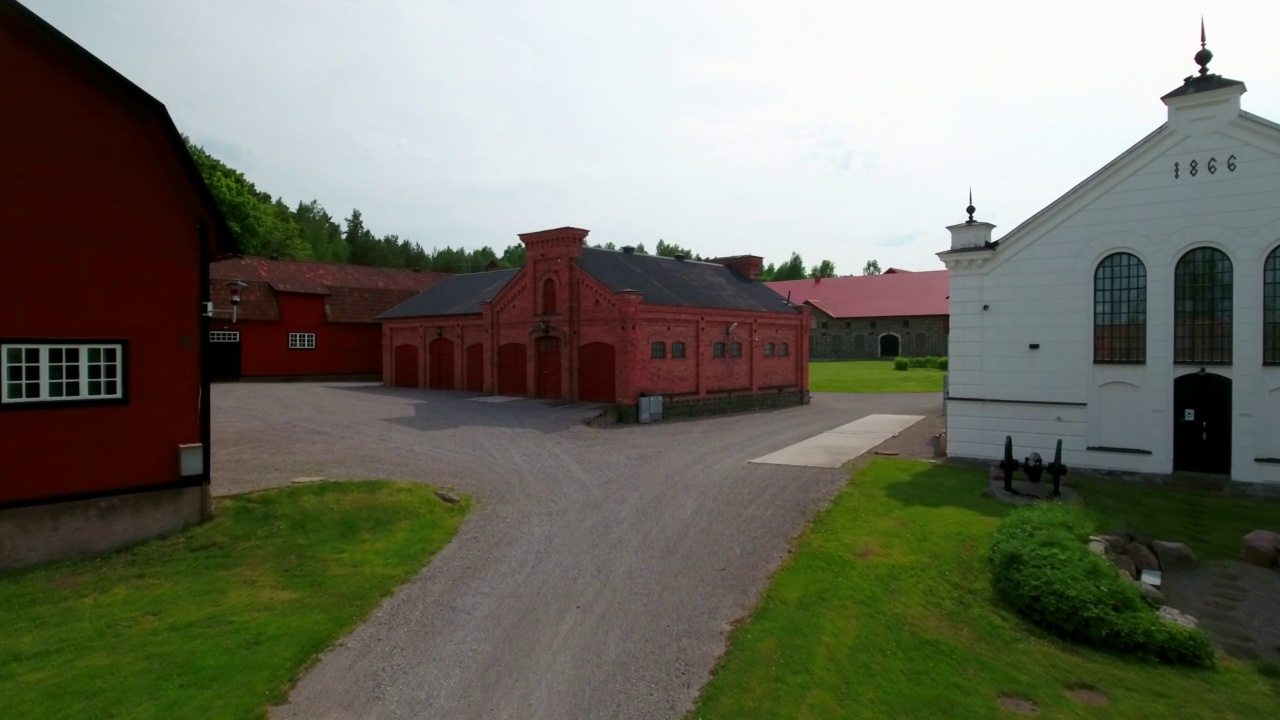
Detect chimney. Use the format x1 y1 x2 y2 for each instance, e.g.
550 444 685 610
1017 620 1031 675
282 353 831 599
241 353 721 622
674 253 685 262
709 255 763 281
946 191 995 251
622 245 636 255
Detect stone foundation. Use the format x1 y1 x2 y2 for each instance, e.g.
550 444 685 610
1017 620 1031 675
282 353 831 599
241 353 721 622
0 484 208 570
612 389 808 423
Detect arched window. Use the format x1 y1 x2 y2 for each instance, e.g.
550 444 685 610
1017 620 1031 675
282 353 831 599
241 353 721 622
1266 247 1280 364
650 341 666 359
1094 252 1147 363
729 342 742 357
542 278 556 315
671 342 686 358
779 342 789 357
1175 247 1232 364
764 342 775 356
713 342 725 358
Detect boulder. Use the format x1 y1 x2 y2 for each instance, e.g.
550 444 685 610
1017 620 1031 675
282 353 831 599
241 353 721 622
1124 541 1161 571
434 490 460 505
1098 534 1127 553
1110 553 1137 579
1150 540 1198 571
1138 581 1165 607
1157 606 1198 630
1088 539 1108 556
1240 530 1279 568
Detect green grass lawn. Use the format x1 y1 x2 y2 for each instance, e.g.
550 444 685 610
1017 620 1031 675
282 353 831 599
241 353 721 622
691 459 1280 719
809 360 944 393
0 481 469 720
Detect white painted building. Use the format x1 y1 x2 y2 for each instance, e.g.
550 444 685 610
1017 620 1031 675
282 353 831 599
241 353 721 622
939 41 1280 486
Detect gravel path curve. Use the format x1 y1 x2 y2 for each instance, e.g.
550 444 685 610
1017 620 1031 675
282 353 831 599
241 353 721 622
211 383 940 720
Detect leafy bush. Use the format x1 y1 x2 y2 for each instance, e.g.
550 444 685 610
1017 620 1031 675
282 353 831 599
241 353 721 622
989 503 1215 667
902 356 948 369
893 357 909 371
937 357 948 371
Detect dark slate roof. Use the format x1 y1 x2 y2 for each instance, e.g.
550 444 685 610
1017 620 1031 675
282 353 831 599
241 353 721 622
378 269 519 319
1161 73 1245 100
575 248 798 314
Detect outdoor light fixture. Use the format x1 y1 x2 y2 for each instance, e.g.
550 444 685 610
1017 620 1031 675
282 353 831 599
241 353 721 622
204 279 248 323
538 319 550 334
726 322 739 336
436 326 443 338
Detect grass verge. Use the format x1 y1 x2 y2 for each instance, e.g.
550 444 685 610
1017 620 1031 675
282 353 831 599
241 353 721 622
690 459 1279 719
809 360 944 393
0 481 469 720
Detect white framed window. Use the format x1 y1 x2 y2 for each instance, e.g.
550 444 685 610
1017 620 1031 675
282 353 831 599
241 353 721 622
288 332 316 350
209 331 240 343
2 342 125 405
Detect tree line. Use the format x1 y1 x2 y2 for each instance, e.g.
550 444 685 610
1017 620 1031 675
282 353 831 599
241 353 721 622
187 139 879 278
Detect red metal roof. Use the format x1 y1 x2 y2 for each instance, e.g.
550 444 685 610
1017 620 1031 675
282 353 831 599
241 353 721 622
766 270 949 318
210 256 448 323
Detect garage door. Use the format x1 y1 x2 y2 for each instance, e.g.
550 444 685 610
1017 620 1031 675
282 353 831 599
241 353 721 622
428 338 455 390
577 342 615 403
497 343 526 396
393 344 419 388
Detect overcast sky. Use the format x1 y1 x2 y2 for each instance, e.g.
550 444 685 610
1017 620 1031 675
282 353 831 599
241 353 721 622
27 0 1280 271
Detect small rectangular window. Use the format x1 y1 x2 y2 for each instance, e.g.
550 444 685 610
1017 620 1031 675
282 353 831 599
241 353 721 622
288 332 316 350
671 342 686 359
845 321 852 329
729 342 742 357
2 342 125 405
210 331 240 343
821 321 828 329
650 341 666 359
764 343 775 357
779 342 789 357
713 342 725 358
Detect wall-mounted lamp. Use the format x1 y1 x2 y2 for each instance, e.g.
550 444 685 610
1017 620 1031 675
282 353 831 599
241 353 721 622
204 279 248 323
982 304 990 311
435 326 443 338
538 319 550 335
726 322 739 336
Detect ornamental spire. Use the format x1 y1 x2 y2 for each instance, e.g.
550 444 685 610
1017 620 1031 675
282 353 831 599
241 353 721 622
965 188 976 224
1194 17 1214 76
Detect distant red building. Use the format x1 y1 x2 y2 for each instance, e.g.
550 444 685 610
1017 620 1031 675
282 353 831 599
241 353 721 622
0 1 236 567
768 269 950 359
209 257 447 379
379 227 808 417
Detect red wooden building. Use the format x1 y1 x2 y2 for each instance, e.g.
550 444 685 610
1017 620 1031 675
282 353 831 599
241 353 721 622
379 227 809 417
208 257 447 379
0 0 236 568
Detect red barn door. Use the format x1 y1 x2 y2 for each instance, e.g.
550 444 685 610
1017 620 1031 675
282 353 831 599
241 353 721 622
428 338 455 390
497 343 527 396
393 344 420 388
465 343 483 392
577 342 615 403
535 337 562 399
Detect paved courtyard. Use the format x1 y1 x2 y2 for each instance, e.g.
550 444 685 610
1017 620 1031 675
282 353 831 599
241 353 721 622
212 383 940 720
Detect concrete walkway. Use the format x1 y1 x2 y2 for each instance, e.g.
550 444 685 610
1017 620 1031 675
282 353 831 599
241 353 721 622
749 414 925 468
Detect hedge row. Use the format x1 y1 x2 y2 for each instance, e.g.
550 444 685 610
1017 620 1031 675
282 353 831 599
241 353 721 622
988 503 1215 666
892 356 948 371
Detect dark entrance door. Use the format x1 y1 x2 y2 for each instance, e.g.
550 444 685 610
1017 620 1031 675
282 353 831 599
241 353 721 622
208 331 241 381
577 342 615 402
465 344 484 392
535 337 562 399
1173 371 1232 474
497 343 527 396
428 338 455 390
393 344 419 388
879 334 900 357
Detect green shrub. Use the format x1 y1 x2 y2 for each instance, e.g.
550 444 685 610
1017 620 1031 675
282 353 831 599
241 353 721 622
937 357 948 371
989 503 1215 667
893 357 909 371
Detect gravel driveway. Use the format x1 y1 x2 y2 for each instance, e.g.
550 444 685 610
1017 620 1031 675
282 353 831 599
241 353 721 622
211 383 940 719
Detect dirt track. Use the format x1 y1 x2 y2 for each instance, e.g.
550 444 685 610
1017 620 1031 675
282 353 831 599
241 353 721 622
211 383 940 719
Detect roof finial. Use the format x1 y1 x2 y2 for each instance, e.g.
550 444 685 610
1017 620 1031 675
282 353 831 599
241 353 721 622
965 188 976 224
1194 17 1213 76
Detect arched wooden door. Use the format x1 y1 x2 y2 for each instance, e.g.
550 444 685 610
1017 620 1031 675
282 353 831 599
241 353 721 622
577 342 615 403
535 337 562 399
879 334 900 358
497 343 527 396
393 344 419 388
428 338 455 390
465 343 484 392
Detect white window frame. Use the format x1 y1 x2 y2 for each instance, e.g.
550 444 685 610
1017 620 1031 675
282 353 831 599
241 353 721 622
209 331 240 343
288 332 316 350
2 342 125 405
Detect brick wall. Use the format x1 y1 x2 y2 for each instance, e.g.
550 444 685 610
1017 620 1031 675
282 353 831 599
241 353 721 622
613 389 808 423
809 311 948 359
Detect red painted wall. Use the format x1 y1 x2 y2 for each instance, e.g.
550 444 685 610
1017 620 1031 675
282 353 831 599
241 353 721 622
380 230 809 404
1 19 209 504
212 294 382 377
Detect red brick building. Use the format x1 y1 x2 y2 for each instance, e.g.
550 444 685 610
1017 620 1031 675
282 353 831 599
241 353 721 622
768 269 950 360
379 228 809 416
209 257 447 379
0 0 236 567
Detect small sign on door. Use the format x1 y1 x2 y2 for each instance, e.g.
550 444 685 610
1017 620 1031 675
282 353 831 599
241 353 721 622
1184 409 1195 421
